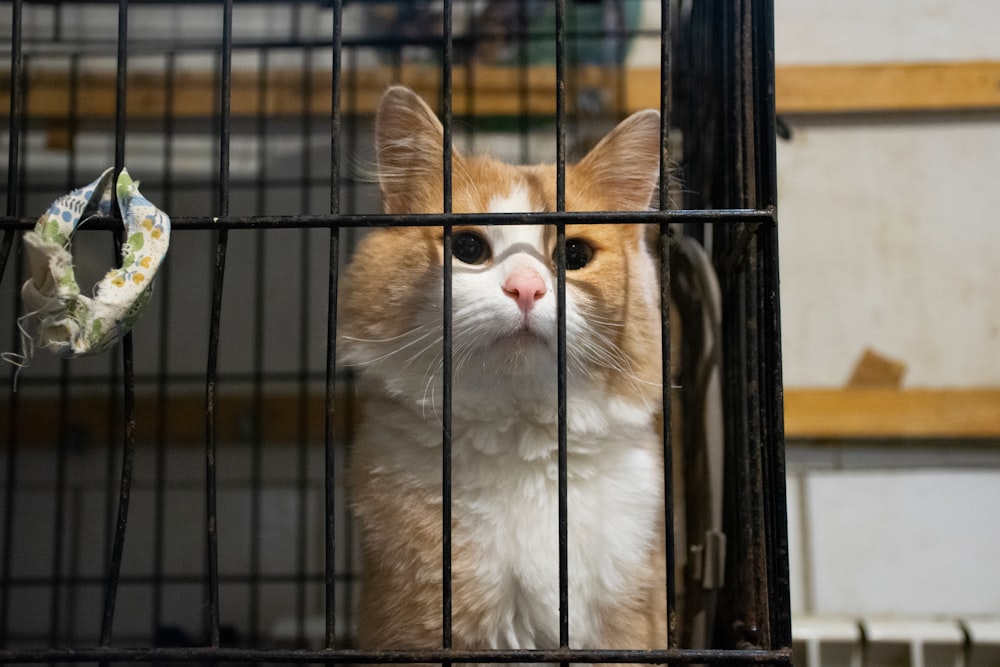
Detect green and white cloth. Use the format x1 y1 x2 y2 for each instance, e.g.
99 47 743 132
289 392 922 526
17 167 171 359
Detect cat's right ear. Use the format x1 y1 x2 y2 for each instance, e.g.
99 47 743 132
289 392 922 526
376 86 452 213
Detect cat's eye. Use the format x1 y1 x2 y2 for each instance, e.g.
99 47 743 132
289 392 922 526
452 231 491 265
560 238 594 270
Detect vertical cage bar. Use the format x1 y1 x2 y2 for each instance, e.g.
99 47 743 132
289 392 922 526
325 0 343 650
65 489 83 644
612 0 627 118
753 0 778 213
657 0 677 649
752 0 791 650
516 0 530 163
554 0 569 654
0 252 20 650
48 48 81 653
99 0 137 647
51 362 69 645
761 220 791 650
440 0 455 652
248 49 269 645
295 42 315 647
102 356 121 608
0 1 23 645
743 232 766 647
151 50 177 645
344 46 358 215
204 0 235 648
740 3 768 647
0 0 22 284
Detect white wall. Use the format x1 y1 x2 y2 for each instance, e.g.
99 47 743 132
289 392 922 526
777 118 1000 387
775 0 1000 388
786 446 1000 618
775 0 1000 621
775 0 1000 65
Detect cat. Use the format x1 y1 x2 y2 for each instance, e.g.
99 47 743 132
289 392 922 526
339 86 667 653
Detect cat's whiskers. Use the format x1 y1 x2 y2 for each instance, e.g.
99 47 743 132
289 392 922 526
341 325 438 367
581 312 627 329
571 327 661 394
420 368 440 423
403 333 446 370
342 328 427 344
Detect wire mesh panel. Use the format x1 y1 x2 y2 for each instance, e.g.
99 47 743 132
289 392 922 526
0 0 789 664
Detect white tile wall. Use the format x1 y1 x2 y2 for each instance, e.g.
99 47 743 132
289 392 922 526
787 443 1000 618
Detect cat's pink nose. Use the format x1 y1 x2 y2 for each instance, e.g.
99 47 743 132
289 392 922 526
503 267 546 314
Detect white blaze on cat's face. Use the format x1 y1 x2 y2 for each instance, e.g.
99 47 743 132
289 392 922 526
340 85 664 419
485 190 550 324
488 184 535 214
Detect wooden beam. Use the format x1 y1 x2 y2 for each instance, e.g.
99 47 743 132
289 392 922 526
775 60 1000 114
784 388 1000 439
0 392 352 448
5 61 998 122
0 64 621 120
5 387 999 447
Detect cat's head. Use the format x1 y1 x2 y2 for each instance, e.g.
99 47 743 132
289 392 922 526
339 86 663 422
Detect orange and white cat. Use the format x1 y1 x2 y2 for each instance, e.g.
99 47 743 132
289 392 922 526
340 86 666 652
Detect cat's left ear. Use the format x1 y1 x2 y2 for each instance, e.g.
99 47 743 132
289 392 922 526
576 110 661 210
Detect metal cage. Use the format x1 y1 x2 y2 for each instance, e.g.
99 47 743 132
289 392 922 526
0 1 790 664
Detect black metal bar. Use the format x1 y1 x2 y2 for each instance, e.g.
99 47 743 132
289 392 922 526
440 0 455 653
65 488 83 645
247 47 269 646
101 324 138 647
0 646 794 665
0 251 21 650
294 39 315 648
517 0 530 163
49 49 81 649
0 388 16 650
750 1 791 650
553 0 569 654
1 30 673 60
0 93 25 636
203 159 224 649
101 353 120 624
760 219 791 651
4 368 348 389
99 0 137 648
6 572 357 588
658 1 672 213
657 0 677 649
0 174 340 195
151 49 177 645
204 0 235 649
0 209 777 233
554 1 566 215
51 360 69 645
463 39 477 153
739 1 756 211
755 4 779 213
742 235 766 648
325 0 343 650
612 0 627 118
0 0 23 285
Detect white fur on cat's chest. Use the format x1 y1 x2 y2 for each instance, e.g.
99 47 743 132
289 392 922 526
457 432 661 648
363 406 663 649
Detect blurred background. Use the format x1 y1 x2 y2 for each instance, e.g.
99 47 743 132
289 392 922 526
776 1 1000 661
774 1 1000 657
